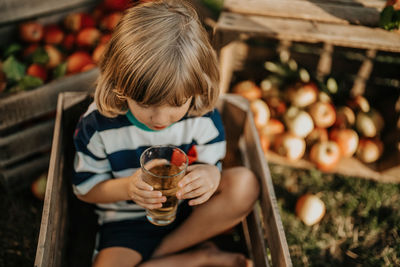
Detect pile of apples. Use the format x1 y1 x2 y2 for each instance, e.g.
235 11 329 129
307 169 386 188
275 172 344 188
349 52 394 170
233 57 385 172
0 0 150 94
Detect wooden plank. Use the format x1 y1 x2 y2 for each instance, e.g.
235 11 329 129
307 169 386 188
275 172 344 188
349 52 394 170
216 12 400 53
241 110 292 267
34 94 64 267
223 0 382 26
265 151 400 183
0 0 99 25
224 0 386 10
242 208 270 267
0 68 98 132
0 120 54 167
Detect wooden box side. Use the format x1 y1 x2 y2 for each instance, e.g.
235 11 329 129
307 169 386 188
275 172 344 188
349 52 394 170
34 92 93 267
220 94 292 267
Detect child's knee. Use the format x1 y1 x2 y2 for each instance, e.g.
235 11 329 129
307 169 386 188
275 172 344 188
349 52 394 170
223 167 260 210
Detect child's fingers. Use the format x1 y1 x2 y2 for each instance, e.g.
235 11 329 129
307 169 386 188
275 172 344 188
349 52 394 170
136 178 154 191
177 178 203 198
188 193 211 206
180 186 207 199
178 171 199 188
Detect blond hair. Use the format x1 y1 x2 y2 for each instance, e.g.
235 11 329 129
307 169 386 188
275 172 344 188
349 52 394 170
95 0 220 118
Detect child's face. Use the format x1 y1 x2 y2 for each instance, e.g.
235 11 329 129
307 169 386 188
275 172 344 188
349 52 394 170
127 97 192 131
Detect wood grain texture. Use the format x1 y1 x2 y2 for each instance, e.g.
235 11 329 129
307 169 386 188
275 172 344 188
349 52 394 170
216 12 400 53
0 0 99 25
223 0 383 26
0 68 98 132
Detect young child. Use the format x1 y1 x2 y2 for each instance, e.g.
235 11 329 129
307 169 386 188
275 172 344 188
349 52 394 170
72 1 259 266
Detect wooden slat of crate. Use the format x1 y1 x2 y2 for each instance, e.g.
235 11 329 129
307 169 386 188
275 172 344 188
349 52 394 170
223 0 383 26
34 94 68 267
0 0 99 25
214 12 400 53
0 120 54 167
0 68 98 133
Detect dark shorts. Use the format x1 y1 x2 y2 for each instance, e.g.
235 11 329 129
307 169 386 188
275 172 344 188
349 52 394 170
96 201 192 261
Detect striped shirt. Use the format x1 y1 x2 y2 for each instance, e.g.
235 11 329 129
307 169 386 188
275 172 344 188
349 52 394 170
73 102 226 224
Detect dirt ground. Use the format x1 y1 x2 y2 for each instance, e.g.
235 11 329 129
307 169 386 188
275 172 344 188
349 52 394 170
0 187 43 267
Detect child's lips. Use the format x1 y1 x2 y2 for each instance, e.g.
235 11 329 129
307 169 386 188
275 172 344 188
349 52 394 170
153 125 167 130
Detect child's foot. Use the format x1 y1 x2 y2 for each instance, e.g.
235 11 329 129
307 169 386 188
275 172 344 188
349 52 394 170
194 241 249 267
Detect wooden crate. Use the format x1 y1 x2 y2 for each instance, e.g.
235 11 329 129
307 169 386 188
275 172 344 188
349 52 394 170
0 0 100 191
213 0 400 183
34 91 292 267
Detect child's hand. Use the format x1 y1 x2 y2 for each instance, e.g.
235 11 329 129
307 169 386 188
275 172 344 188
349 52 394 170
128 169 166 210
176 164 221 206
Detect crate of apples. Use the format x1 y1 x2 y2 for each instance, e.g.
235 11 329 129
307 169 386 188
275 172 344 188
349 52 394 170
232 59 385 172
0 0 151 95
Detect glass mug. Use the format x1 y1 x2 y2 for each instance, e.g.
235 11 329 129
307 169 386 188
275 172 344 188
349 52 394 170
140 145 188 226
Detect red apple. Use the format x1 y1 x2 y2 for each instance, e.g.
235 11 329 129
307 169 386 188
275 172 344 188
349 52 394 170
309 141 340 171
334 106 356 128
31 173 47 200
232 80 262 101
329 128 359 157
305 127 328 148
100 33 112 44
284 107 314 138
104 0 131 11
259 134 271 153
348 95 370 113
44 24 64 45
27 63 47 81
296 194 326 226
356 138 384 163
265 96 287 118
273 132 306 161
386 0 400 10
0 62 7 93
100 12 123 31
22 43 39 59
355 109 384 138
308 101 336 128
66 51 93 74
44 45 63 69
81 63 97 72
19 21 44 43
250 99 270 129
62 33 75 51
64 12 96 32
76 27 101 48
92 43 106 64
258 119 285 153
259 118 285 137
286 82 318 108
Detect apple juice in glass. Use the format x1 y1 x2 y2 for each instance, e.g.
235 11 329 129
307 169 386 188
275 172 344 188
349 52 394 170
140 145 188 226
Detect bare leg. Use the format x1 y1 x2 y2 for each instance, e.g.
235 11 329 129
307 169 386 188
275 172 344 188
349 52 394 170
92 247 142 267
92 242 252 267
152 167 259 258
139 242 248 267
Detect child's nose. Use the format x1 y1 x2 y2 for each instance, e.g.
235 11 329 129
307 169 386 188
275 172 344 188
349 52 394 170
150 108 169 124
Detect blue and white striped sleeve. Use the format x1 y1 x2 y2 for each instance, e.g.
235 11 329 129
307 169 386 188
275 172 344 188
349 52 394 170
72 116 112 196
194 109 226 169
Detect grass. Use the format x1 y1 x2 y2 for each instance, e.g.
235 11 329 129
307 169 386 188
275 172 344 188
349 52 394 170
269 164 400 267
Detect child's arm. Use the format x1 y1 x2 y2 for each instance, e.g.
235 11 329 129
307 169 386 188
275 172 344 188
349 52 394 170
176 163 221 206
76 169 166 209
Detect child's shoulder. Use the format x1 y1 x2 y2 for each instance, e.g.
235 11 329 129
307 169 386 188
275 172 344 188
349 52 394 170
77 102 130 132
